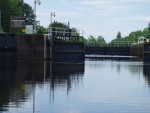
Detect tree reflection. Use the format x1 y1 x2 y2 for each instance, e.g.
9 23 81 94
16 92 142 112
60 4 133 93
49 62 85 102
143 63 150 87
0 60 85 112
0 60 17 111
0 60 44 112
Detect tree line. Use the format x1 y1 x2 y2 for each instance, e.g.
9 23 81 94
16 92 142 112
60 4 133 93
84 35 106 47
85 23 150 47
111 23 150 44
0 0 34 33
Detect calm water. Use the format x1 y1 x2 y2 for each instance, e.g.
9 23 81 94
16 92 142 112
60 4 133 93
1 58 150 113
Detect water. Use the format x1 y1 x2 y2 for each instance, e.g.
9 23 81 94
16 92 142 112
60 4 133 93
1 58 150 113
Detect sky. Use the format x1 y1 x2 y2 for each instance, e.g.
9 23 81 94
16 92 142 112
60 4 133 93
24 0 150 42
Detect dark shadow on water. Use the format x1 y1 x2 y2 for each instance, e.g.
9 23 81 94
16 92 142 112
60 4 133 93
0 60 44 112
143 61 150 87
49 61 85 101
0 60 17 111
0 60 85 112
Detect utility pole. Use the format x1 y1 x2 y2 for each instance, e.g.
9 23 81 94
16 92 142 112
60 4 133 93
34 0 41 34
50 12 55 27
50 12 55 35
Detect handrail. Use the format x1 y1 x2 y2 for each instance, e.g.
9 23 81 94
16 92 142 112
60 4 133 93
85 41 134 47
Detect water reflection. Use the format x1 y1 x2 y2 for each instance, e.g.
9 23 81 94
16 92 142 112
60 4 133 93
1 59 150 113
85 58 150 88
0 60 85 112
0 60 44 112
50 62 84 91
143 62 150 86
0 60 17 112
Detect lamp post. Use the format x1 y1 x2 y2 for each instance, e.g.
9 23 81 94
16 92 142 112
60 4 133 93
50 12 55 35
50 12 55 26
34 0 41 34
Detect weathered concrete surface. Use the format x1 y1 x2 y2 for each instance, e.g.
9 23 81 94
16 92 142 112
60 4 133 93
17 34 44 60
130 44 143 58
144 43 150 60
51 40 85 61
0 34 85 61
0 34 17 59
85 47 130 56
130 43 150 60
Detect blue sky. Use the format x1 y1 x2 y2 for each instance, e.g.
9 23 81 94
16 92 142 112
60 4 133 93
24 0 150 42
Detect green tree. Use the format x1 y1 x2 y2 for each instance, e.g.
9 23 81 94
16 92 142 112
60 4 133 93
71 28 80 37
97 36 106 46
145 23 150 39
148 22 150 30
116 31 122 39
18 0 24 6
87 35 97 46
111 30 141 46
50 21 68 28
110 24 150 45
0 0 22 32
21 3 34 25
50 22 80 36
37 26 48 34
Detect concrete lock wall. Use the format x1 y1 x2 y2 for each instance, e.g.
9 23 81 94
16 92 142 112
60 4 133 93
0 34 45 60
0 34 85 61
130 43 150 60
0 34 17 59
51 41 85 61
85 47 105 54
105 47 130 55
1 33 150 61
144 43 150 60
130 44 144 59
85 47 130 56
17 34 44 60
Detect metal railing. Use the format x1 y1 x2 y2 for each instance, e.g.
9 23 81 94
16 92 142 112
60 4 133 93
85 41 134 47
47 27 85 42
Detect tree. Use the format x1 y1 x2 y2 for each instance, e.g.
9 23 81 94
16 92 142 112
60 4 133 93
50 21 68 28
71 28 80 37
37 26 48 34
146 23 150 38
97 36 106 46
21 3 34 25
109 23 150 44
87 35 97 46
0 0 22 32
116 31 122 39
148 22 150 30
50 21 80 36
18 0 24 6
